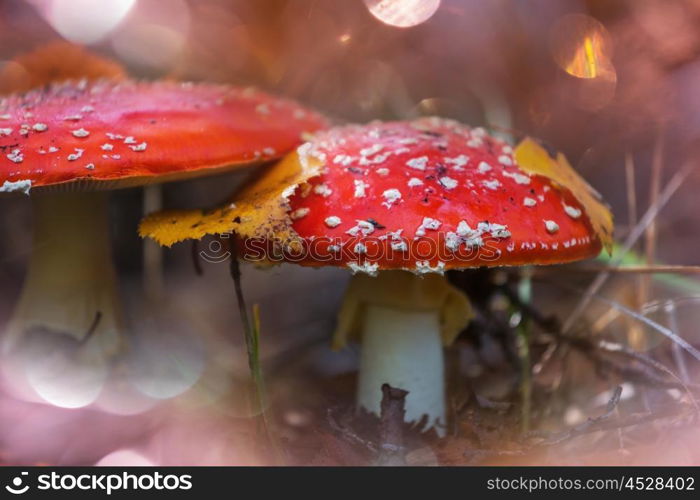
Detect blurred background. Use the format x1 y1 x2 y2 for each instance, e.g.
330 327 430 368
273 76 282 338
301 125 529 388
0 0 699 465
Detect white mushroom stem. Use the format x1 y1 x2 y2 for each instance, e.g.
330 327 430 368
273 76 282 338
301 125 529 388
334 271 472 437
4 192 124 361
358 304 446 434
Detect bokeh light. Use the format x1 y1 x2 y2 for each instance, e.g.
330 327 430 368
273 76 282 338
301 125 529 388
364 0 441 28
28 0 136 44
550 14 614 79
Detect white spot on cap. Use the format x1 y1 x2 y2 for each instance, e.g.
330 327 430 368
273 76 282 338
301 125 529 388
376 168 389 176
290 208 310 220
354 179 369 198
391 240 408 252
382 188 402 208
129 142 147 152
0 179 31 194
333 154 353 166
67 148 85 161
563 204 582 219
32 123 48 132
415 260 446 275
523 197 537 207
544 220 559 234
445 155 469 168
72 128 90 138
445 232 461 251
325 216 341 228
439 176 458 190
101 143 114 151
0 128 12 136
313 183 332 197
346 220 375 236
6 149 23 163
124 136 136 144
456 221 474 237
407 177 423 187
406 156 429 171
482 179 501 190
488 223 511 239
347 261 379 276
416 217 441 236
498 155 513 166
502 171 531 185
360 144 383 157
353 243 367 254
477 161 492 173
85 163 95 170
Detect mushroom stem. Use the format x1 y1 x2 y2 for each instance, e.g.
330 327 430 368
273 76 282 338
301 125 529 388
4 192 124 360
337 270 471 436
358 302 446 435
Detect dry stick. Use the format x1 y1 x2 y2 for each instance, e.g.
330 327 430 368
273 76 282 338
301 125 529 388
503 285 699 400
587 291 700 363
624 152 638 230
528 405 694 449
377 383 408 466
663 301 691 384
537 386 622 446
642 130 665 305
596 340 700 411
552 265 700 274
562 163 692 334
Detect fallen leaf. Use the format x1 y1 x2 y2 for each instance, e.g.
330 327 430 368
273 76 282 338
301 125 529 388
514 138 614 253
139 150 324 247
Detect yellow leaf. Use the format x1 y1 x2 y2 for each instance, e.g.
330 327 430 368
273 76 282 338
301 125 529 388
514 138 614 253
139 151 323 247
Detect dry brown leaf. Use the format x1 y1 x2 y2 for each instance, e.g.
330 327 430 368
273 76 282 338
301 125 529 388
514 138 614 253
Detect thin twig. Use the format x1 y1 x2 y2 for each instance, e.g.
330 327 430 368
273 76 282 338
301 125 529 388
540 265 700 275
562 163 692 333
642 129 665 305
228 238 273 454
79 311 102 346
624 152 638 230
533 386 622 445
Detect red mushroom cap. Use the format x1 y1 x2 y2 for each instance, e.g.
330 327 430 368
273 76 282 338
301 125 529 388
264 118 602 274
0 80 326 192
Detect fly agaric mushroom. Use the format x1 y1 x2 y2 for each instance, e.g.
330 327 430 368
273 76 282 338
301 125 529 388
140 117 613 433
0 79 325 404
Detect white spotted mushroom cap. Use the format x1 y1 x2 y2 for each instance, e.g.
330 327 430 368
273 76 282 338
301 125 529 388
0 80 326 194
264 117 603 275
